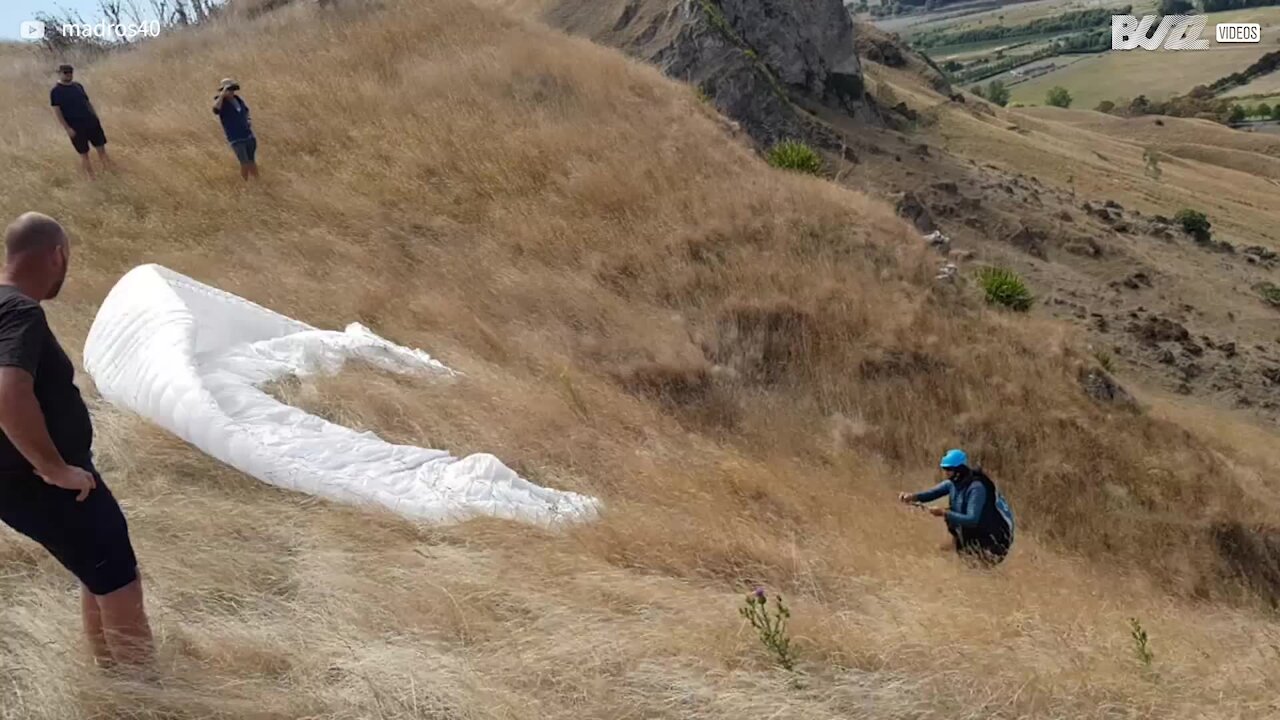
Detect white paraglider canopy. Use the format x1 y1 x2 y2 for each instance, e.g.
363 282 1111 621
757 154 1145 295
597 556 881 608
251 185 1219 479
82 264 600 527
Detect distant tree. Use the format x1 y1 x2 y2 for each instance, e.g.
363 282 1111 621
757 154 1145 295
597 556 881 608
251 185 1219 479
943 60 963 72
986 80 1011 106
1272 104 1280 121
1129 95 1151 116
1227 104 1246 123
1257 103 1273 119
1095 100 1116 113
970 84 987 99
1158 0 1193 13
1045 86 1073 108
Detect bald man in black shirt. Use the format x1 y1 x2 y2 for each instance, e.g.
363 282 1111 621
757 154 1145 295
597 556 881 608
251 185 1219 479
0 212 153 668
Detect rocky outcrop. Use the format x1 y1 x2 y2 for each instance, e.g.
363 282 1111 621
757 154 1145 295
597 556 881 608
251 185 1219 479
852 21 952 95
544 0 874 146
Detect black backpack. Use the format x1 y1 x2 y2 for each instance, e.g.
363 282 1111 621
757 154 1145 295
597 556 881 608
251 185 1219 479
958 469 1015 552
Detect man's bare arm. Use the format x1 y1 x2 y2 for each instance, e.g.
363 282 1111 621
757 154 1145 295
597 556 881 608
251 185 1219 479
52 106 73 134
0 367 68 475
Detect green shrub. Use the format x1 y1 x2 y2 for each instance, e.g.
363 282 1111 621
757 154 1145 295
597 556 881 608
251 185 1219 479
767 140 823 175
985 79 1011 107
976 266 1034 311
1173 209 1211 242
1260 282 1280 308
1045 86 1073 108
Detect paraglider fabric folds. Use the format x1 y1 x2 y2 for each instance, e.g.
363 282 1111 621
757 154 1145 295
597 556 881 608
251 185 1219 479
82 264 600 527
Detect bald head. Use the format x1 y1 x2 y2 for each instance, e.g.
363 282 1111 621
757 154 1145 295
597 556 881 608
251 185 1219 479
5 212 68 260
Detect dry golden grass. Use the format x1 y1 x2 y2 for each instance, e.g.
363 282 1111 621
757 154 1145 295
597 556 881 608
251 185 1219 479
1 0 1280 717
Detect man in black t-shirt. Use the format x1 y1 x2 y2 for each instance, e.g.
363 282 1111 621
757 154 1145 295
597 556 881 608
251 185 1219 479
49 65 112 180
0 212 153 669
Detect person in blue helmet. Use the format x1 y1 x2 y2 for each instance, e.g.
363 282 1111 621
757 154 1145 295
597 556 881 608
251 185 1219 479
899 449 1015 565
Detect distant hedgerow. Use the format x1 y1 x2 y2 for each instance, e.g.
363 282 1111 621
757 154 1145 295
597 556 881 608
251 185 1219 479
976 266 1033 311
767 140 823 175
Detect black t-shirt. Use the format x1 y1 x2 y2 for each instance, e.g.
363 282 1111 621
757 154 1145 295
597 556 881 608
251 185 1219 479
0 286 93 471
50 82 95 125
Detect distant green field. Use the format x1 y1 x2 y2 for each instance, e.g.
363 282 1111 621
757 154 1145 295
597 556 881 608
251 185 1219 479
1008 7 1280 108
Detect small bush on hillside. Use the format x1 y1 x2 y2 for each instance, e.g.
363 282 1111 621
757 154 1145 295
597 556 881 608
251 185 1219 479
1096 100 1116 113
976 267 1033 311
1174 209 1211 243
740 587 796 670
767 140 823 175
1259 282 1280 308
1045 86 1073 108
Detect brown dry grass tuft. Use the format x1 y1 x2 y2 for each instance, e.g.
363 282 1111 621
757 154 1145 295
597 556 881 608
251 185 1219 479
1 0 1279 717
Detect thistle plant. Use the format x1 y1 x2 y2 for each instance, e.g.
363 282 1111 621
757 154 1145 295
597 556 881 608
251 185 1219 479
740 587 796 670
1129 617 1154 667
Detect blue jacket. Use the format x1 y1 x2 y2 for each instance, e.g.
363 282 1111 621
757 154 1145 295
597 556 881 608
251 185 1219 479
913 479 987 530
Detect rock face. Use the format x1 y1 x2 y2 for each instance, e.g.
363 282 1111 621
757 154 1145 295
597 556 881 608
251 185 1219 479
544 0 873 146
717 0 861 99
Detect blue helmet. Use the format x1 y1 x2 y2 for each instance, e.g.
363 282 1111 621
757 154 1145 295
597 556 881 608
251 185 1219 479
940 449 968 469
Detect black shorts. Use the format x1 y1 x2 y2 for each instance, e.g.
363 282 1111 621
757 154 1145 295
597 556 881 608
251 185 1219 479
230 137 257 164
69 119 107 155
0 461 138 595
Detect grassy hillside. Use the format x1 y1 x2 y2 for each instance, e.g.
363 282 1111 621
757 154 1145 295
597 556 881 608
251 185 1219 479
2 1 1280 718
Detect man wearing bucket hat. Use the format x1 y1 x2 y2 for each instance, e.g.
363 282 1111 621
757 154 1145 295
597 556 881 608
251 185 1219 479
898 448 1016 565
212 77 259 181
